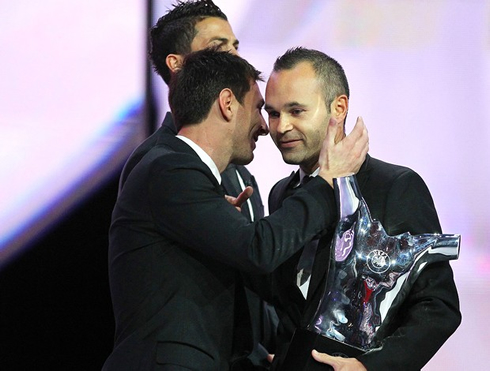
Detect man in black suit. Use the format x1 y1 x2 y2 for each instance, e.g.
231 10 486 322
118 1 275 365
103 49 368 370
263 47 461 370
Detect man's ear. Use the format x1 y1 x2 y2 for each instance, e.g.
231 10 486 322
330 94 349 121
330 95 349 143
218 88 235 121
166 54 184 73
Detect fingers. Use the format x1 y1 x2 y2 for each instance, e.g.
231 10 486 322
325 116 339 148
342 116 369 167
353 116 368 152
311 349 333 364
311 350 368 371
224 186 253 213
224 195 242 212
318 116 369 186
233 186 254 208
345 116 367 149
318 117 340 187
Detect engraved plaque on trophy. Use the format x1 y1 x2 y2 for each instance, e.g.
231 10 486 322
279 175 460 371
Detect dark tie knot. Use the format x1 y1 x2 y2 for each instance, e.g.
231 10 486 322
301 176 313 186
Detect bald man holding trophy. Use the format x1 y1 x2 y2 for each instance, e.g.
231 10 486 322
264 47 461 371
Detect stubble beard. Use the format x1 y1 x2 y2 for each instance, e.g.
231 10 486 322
281 147 320 173
231 147 254 166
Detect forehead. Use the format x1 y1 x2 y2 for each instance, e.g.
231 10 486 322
265 62 322 106
191 17 236 46
244 82 263 104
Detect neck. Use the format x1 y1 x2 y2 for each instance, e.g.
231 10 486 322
300 161 320 176
178 126 230 173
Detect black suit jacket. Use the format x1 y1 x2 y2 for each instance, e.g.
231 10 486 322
117 113 276 366
267 155 461 371
103 132 338 370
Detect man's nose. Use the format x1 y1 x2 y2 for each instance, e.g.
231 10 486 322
276 115 292 133
228 47 239 56
258 116 269 136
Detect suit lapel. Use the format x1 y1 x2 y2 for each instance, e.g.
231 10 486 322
221 165 242 196
221 164 255 221
303 233 334 326
235 165 265 220
269 171 307 311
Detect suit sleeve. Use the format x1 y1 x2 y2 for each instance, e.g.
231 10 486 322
358 170 461 371
147 155 337 275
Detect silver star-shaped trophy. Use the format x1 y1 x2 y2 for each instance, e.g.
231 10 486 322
279 175 460 371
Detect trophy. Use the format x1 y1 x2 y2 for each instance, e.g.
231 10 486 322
279 175 460 370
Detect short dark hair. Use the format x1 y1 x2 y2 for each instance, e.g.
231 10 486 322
169 49 262 130
149 0 228 84
273 47 350 112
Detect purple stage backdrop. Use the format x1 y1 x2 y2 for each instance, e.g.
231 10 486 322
1 1 489 369
0 1 147 266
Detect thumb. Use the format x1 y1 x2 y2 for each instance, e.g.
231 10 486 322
319 116 339 170
234 186 253 208
325 116 339 148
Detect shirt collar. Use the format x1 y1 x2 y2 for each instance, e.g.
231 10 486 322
176 135 221 184
299 167 320 182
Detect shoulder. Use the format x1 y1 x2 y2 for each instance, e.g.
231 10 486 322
365 156 417 179
362 156 427 190
268 172 297 213
270 172 296 197
128 134 207 180
361 155 441 234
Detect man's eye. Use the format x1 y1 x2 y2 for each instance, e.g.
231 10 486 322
210 41 226 50
267 112 279 118
291 109 304 115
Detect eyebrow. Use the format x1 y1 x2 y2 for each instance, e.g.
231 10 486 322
211 37 240 48
264 101 304 112
264 104 275 112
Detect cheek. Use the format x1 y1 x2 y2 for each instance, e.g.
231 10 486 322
309 117 329 142
302 126 320 147
312 130 327 150
268 119 277 133
268 125 278 140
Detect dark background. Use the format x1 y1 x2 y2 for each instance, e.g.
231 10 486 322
0 175 119 370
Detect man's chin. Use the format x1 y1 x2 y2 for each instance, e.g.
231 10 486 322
281 154 301 166
231 153 254 166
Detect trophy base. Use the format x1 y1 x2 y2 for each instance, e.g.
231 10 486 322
278 328 365 371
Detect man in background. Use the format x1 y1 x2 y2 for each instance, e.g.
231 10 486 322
263 47 461 370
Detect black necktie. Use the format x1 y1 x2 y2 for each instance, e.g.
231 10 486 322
301 175 312 185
